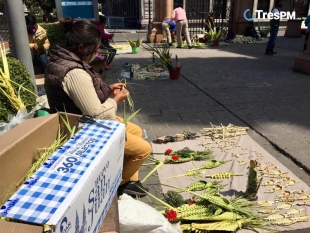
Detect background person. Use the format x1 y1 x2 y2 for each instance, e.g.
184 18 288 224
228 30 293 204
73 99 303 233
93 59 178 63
170 6 192 49
265 0 283 56
93 15 117 70
245 22 259 39
43 11 50 23
303 15 310 51
25 14 50 74
44 17 151 197
162 19 176 46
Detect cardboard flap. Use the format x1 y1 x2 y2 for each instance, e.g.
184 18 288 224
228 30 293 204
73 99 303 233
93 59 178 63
0 115 59 202
0 221 42 233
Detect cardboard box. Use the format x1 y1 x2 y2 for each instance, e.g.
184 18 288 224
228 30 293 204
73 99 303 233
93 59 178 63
0 113 125 233
35 74 46 96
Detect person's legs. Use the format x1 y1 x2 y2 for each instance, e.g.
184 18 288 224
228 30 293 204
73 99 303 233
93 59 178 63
265 26 278 54
304 32 309 51
122 130 151 184
37 52 48 74
176 21 182 47
116 117 151 184
271 26 279 53
167 29 172 45
162 24 172 44
107 47 116 64
182 20 192 48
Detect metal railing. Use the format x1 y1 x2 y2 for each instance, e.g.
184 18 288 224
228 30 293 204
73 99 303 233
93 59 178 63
107 16 124 29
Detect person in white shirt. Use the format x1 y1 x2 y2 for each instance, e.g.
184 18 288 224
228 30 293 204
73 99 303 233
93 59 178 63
265 0 283 56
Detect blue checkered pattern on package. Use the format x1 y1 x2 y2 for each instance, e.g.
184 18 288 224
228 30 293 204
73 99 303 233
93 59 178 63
0 120 120 224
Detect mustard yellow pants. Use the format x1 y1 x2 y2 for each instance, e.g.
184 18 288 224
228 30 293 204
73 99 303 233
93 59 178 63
117 117 152 185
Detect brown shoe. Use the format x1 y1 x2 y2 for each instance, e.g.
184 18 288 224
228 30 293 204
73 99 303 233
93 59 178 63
265 52 273 56
272 51 277 54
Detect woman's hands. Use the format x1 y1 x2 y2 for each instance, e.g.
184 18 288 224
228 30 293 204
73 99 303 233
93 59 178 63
110 83 129 103
113 88 129 103
110 83 124 93
32 43 45 52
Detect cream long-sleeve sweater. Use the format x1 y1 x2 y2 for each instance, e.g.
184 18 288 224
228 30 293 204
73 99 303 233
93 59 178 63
62 69 117 120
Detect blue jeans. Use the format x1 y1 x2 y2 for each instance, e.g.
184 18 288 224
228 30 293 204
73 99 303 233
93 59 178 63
304 32 309 51
266 26 279 53
33 52 48 74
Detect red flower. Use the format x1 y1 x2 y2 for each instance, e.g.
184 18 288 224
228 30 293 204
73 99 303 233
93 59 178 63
171 155 179 161
166 209 177 221
188 200 196 205
176 63 181 69
165 149 173 155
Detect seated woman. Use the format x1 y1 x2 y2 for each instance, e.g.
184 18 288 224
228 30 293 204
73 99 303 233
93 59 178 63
93 15 117 70
44 17 151 197
245 22 259 40
25 14 50 74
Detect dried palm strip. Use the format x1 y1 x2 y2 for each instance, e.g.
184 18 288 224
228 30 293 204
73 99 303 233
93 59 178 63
256 200 274 207
181 180 220 192
160 170 206 180
285 208 305 216
296 201 310 206
264 214 286 221
265 185 286 193
205 172 243 179
275 202 296 210
257 209 279 214
141 161 164 183
190 159 232 171
270 219 295 226
183 212 243 221
191 219 250 232
261 179 281 186
290 215 310 222
201 123 249 140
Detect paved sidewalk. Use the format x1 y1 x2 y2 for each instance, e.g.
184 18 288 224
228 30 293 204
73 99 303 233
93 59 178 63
106 31 310 231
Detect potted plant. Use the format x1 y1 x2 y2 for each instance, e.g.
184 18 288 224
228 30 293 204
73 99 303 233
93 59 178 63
123 33 145 54
201 23 226 46
143 42 181 80
211 29 225 46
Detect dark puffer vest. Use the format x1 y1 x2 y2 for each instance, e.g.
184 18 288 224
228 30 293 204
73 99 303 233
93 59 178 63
44 45 111 114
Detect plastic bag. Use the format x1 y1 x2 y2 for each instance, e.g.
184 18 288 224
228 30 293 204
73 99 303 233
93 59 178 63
0 95 49 136
0 108 35 136
118 194 181 233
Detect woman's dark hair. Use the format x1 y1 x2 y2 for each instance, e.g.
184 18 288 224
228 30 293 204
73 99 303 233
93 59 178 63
25 14 37 25
99 15 107 24
275 0 282 4
60 17 101 57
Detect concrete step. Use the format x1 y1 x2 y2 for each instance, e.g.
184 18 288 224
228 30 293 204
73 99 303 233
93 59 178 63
98 195 120 233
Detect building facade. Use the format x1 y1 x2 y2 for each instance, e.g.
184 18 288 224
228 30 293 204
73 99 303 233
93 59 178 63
100 0 310 35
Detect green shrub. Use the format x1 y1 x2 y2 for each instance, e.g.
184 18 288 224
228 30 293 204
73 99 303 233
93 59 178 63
39 22 65 50
258 20 270 38
0 57 37 122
